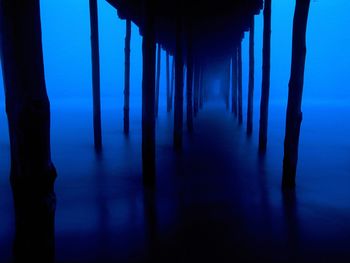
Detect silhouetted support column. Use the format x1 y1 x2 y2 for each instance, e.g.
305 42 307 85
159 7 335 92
259 0 272 153
232 48 238 116
124 19 131 135
186 36 194 133
89 0 102 151
238 42 243 125
193 63 200 117
174 8 184 150
247 17 255 136
170 57 175 111
155 43 161 118
0 1 56 262
282 0 311 189
199 68 204 109
224 61 231 111
166 52 171 112
142 1 156 186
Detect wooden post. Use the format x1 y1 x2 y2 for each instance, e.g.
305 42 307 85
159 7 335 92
89 0 102 151
155 43 161 118
166 52 171 112
238 42 243 125
282 0 311 189
142 1 156 186
124 19 131 135
259 0 272 153
199 67 204 109
232 47 238 117
0 1 56 261
174 7 184 150
170 56 175 112
186 35 194 133
224 60 231 111
247 16 255 136
193 62 200 117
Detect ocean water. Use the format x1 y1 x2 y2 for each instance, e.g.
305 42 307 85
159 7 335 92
1 98 350 262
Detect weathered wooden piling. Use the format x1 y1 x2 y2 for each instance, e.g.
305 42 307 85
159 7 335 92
186 34 194 133
124 19 131 135
224 60 231 111
193 63 200 117
259 0 272 153
170 56 175 111
199 68 204 109
142 0 156 186
282 0 311 189
247 16 255 136
238 42 243 125
155 43 161 118
232 47 238 116
173 5 184 150
89 0 102 151
166 52 171 112
0 1 56 261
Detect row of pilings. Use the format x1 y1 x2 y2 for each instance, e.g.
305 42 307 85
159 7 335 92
107 0 310 190
0 0 311 261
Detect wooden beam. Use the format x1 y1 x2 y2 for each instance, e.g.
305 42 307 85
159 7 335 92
166 52 171 112
0 1 56 261
193 63 200 117
155 43 161 118
171 56 175 112
186 35 194 133
174 6 184 150
224 60 231 111
259 0 272 153
142 0 156 186
238 42 243 125
247 16 255 136
89 0 102 151
282 0 311 189
199 67 204 109
232 47 238 116
124 19 131 135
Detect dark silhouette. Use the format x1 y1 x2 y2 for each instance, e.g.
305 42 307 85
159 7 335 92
171 57 175 111
238 42 243 125
199 68 204 110
193 63 200 117
224 60 231 111
143 188 158 262
282 189 300 263
232 47 238 117
89 0 102 151
259 0 272 153
166 52 171 113
186 32 194 133
155 43 161 118
282 0 311 189
124 19 131 135
0 1 56 262
173 5 184 151
142 0 156 186
247 17 255 136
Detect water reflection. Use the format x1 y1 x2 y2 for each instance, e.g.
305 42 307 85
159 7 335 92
143 187 158 262
282 189 300 263
12 186 56 262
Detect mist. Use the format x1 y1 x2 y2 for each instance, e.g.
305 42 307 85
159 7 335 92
1 0 350 262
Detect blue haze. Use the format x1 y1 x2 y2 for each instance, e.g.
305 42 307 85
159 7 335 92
0 0 350 106
1 2 350 261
